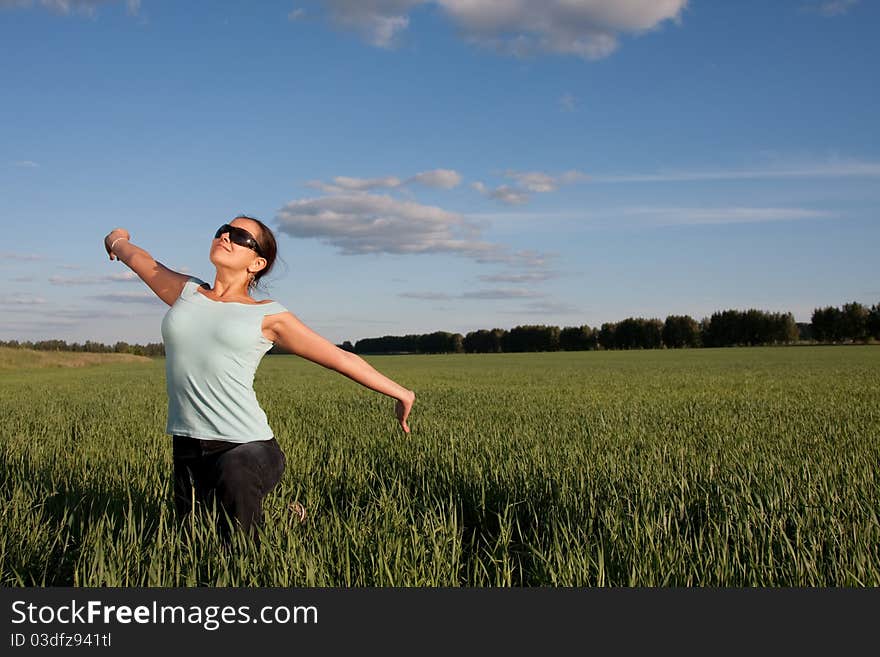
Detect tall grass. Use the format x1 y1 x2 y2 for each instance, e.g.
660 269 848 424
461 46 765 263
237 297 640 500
1 346 877 585
0 346 151 370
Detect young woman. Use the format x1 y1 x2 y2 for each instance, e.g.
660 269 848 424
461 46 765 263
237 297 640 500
103 216 415 541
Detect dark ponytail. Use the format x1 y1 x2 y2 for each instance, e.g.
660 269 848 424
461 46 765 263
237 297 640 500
234 215 278 293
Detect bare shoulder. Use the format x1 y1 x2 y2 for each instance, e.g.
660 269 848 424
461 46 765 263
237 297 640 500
261 307 295 343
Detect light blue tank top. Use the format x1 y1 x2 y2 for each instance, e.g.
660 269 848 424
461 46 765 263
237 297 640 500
160 276 289 443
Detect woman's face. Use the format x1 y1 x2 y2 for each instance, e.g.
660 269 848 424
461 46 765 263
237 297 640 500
210 218 264 273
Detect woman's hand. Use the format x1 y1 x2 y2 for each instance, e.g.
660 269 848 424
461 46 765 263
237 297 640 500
104 228 131 261
395 390 416 434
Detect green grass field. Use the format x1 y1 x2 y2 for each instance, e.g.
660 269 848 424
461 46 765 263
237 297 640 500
1 346 878 586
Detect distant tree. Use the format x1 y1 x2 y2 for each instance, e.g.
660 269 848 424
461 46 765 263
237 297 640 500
418 331 464 354
839 302 869 341
0 338 165 356
662 315 701 348
702 309 798 347
598 322 617 350
704 309 739 347
773 312 800 344
613 319 636 349
797 322 813 341
489 328 506 352
463 330 486 353
583 325 599 350
339 340 355 353
811 306 842 342
145 342 165 357
502 325 561 352
612 317 663 349
355 334 419 354
742 309 768 346
559 325 597 351
465 328 506 353
868 303 880 341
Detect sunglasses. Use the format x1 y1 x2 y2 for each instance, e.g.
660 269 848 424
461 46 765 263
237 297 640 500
214 224 264 257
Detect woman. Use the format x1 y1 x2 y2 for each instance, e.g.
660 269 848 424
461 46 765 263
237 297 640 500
103 216 416 541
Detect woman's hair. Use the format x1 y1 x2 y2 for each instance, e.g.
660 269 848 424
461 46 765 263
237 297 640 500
234 214 278 293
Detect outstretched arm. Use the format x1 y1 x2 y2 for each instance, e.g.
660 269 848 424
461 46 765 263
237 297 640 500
103 228 190 307
269 312 415 433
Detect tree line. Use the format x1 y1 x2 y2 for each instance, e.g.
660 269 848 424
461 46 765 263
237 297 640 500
2 300 877 356
0 339 166 356
810 302 880 342
345 301 880 354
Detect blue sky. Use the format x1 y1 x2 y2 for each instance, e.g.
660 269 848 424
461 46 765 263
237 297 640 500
2 0 878 345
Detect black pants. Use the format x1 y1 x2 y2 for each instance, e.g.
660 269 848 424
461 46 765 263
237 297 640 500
172 435 286 541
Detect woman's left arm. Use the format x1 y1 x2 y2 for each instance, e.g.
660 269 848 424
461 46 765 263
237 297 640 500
269 311 415 433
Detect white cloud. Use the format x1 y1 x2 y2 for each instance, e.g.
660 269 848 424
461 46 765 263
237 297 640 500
49 272 139 285
86 292 164 304
12 160 39 168
9 275 35 282
2 303 152 319
0 251 45 261
472 249 550 269
306 175 404 193
1 318 79 330
288 7 306 21
320 0 422 48
506 171 558 193
0 294 48 305
804 0 859 16
276 192 498 257
316 0 689 59
275 192 555 273
478 271 556 283
0 0 129 16
488 185 529 206
55 306 137 319
505 169 589 192
559 170 590 184
399 291 453 300
460 288 543 300
621 206 835 226
503 300 581 315
472 169 588 205
588 159 880 183
466 210 585 222
408 169 462 189
306 168 461 193
472 159 880 205
467 206 834 228
399 287 544 300
559 92 576 112
314 314 400 326
441 0 688 60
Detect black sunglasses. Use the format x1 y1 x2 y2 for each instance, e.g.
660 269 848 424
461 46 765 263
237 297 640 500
214 224 264 257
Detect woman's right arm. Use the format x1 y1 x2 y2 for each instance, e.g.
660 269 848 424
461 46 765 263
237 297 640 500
103 228 190 307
